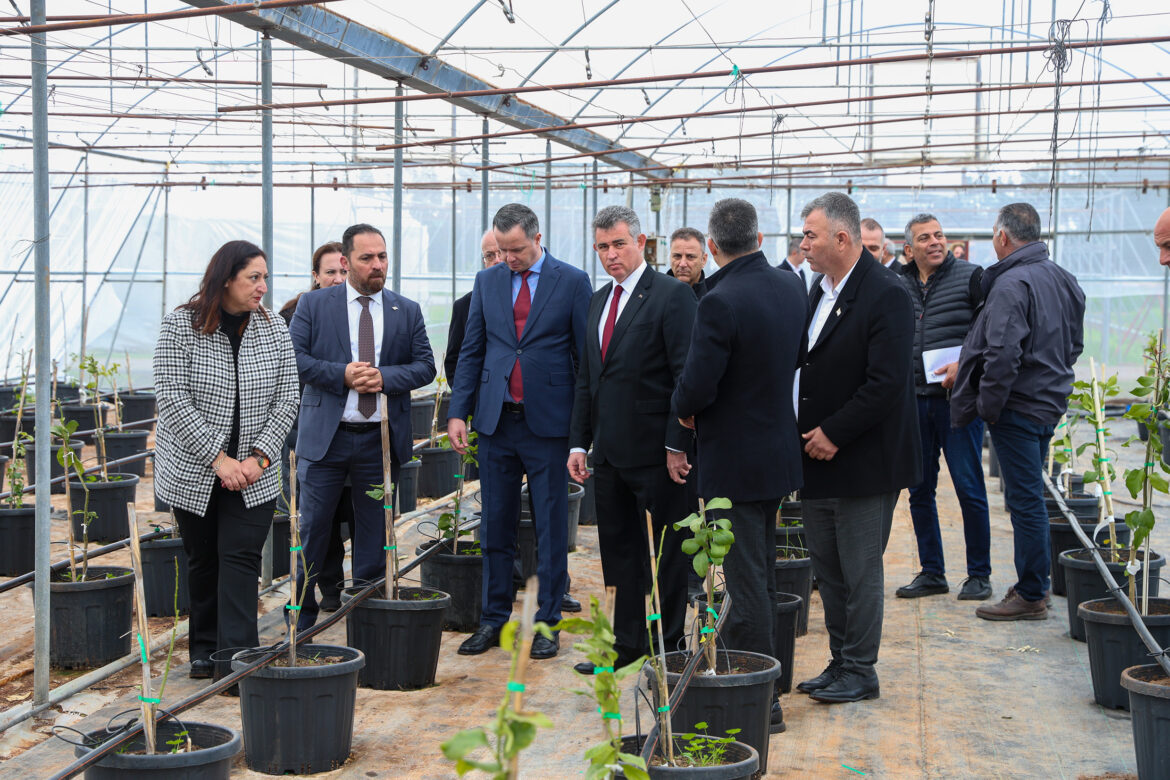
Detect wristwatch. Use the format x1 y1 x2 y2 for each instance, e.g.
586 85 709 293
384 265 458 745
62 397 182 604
252 450 271 469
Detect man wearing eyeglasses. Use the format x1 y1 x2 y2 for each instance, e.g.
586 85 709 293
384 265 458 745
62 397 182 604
445 230 503 381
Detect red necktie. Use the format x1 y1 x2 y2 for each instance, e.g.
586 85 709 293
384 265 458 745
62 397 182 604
601 285 623 361
509 270 533 402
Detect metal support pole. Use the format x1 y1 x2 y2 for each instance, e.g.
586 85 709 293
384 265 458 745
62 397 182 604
582 164 588 271
81 154 89 365
309 163 315 255
1164 163 1170 340
30 0 51 707
544 139 552 244
261 33 274 308
1051 162 1061 263
682 175 688 227
161 164 169 324
392 82 404 294
481 117 489 233
451 186 457 308
591 160 598 286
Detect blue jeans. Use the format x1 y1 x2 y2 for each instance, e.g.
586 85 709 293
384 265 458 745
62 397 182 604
908 396 991 578
988 407 1055 602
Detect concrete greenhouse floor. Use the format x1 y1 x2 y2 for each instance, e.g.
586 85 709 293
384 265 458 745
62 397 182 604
1 428 1166 778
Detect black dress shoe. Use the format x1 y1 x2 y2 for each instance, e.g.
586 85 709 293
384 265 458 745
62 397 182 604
319 593 341 612
561 593 582 613
796 659 842 694
896 570 949 598
770 701 786 734
189 659 214 680
573 661 596 675
957 576 992 601
530 632 559 659
458 625 502 655
809 669 880 703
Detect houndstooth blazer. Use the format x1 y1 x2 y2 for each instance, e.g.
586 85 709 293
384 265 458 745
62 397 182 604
153 306 299 516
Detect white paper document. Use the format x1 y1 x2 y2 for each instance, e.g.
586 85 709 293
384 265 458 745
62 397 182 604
922 346 963 384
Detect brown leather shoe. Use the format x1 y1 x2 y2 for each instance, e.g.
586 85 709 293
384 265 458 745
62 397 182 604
975 588 1047 621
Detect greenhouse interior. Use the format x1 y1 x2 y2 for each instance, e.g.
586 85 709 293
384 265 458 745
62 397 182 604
2 0 1170 777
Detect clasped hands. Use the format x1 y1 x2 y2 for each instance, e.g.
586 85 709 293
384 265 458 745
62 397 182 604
215 451 261 492
345 361 384 394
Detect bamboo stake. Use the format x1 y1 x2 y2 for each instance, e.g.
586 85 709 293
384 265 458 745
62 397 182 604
379 396 398 599
124 350 134 393
126 505 156 754
429 372 446 446
1088 358 1119 557
697 498 718 672
644 511 674 764
62 448 78 581
507 577 540 779
1140 331 1164 614
288 452 300 668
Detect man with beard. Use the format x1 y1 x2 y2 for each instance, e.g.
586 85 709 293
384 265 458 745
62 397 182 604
289 223 436 631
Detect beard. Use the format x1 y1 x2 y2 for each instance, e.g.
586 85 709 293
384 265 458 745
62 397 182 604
357 274 385 294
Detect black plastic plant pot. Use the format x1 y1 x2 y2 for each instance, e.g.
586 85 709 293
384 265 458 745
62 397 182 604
57 382 82 404
566 481 584 551
0 505 35 577
341 585 451 690
772 593 802 694
1122 664 1170 780
24 441 83 495
1046 492 1097 522
271 514 291 579
46 565 133 669
116 390 157 427
154 490 170 513
578 451 597 526
101 430 151 478
1079 597 1170 710
1048 520 1131 597
988 441 999 477
396 459 420 515
417 446 461 499
521 481 585 551
0 453 7 494
140 536 190 617
0 412 34 457
779 500 801 522
411 393 450 440
1059 548 1165 642
61 402 107 444
618 735 759 779
776 524 806 557
74 720 241 780
233 644 364 776
661 650 782 776
69 473 141 544
416 539 482 632
774 553 813 637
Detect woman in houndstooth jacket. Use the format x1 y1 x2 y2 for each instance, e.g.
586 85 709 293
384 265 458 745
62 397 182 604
154 240 299 683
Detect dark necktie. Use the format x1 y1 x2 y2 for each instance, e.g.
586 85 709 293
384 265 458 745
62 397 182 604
509 270 532 403
601 284 623 361
798 266 807 290
357 296 376 418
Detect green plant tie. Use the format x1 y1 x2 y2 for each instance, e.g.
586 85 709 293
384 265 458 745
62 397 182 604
136 633 148 664
646 613 660 621
383 505 393 510
384 545 397 551
705 607 719 618
1147 462 1158 467
453 474 463 478
700 627 715 634
598 709 621 719
592 666 613 674
843 765 866 776
1103 491 1112 496
138 696 160 704
657 706 670 712
730 64 741 79
1097 427 1106 433
1097 457 1110 462
290 545 303 552
286 604 301 610
506 681 525 692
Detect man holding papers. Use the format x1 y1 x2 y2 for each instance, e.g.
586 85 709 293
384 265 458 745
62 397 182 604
894 214 993 602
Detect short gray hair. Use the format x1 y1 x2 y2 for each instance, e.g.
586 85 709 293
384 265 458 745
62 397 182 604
593 205 641 238
995 202 1042 243
670 226 705 247
904 213 941 242
800 192 861 241
493 203 540 239
707 198 759 257
860 217 884 238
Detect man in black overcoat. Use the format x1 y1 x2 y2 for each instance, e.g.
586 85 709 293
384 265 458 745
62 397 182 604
672 198 808 732
794 192 921 703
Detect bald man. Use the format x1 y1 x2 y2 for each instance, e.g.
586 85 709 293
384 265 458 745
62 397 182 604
1157 207 1170 267
445 230 503 380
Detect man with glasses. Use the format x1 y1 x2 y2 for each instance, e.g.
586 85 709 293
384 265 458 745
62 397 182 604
445 230 503 381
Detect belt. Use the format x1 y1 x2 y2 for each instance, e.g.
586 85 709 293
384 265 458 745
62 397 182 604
501 402 524 415
338 421 380 433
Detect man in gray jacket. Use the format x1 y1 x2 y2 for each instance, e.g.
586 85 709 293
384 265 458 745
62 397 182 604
895 214 992 602
951 202 1085 620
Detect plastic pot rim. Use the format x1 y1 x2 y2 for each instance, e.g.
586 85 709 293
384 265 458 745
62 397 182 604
1121 663 1170 700
73 721 241 770
340 585 452 613
661 649 782 687
231 643 365 680
1078 596 1170 626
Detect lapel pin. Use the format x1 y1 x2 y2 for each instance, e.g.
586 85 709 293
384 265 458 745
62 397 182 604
392 305 399 310
835 307 841 316
638 293 643 298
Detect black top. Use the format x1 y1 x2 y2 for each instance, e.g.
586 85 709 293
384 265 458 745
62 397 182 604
219 308 247 459
445 291 473 382
896 253 983 396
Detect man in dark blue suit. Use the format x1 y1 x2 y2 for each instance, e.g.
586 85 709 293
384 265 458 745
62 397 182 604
672 198 808 733
289 224 436 630
448 203 592 659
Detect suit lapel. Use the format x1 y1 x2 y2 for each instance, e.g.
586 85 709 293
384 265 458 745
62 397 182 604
602 266 652 365
520 253 560 343
492 266 517 345
587 282 610 360
332 285 351 358
379 289 400 364
809 253 873 352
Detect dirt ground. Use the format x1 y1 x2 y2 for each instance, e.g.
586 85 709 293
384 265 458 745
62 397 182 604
1 427 1166 778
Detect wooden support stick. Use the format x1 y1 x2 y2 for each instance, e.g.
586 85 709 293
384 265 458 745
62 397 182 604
379 396 398 599
644 511 674 764
507 577 540 779
288 452 300 668
1088 358 1119 557
126 505 156 754
125 350 134 393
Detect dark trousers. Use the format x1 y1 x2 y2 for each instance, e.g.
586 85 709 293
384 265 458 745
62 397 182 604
908 395 991 578
295 425 399 631
719 498 780 660
988 407 1055 602
478 408 568 627
173 484 275 678
593 460 689 663
804 492 897 674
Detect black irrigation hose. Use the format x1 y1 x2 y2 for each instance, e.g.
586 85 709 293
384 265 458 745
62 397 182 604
0 528 171 595
0 447 155 501
49 524 455 780
1046 475 1170 677
0 414 158 453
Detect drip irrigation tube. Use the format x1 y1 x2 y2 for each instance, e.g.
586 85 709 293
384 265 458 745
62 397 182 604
0 528 170 595
0 414 157 454
0 444 154 501
1046 476 1170 677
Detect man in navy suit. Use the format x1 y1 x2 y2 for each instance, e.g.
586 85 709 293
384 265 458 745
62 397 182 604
289 224 436 630
448 203 592 659
672 198 808 733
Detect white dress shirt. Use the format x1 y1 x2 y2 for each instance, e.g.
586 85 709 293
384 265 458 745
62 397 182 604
781 258 814 293
342 280 384 422
794 258 860 417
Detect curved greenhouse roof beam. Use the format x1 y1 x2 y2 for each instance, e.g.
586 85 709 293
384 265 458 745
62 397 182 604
428 0 489 57
519 0 622 88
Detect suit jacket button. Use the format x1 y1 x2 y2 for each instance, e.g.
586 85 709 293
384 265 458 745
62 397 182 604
516 349 522 355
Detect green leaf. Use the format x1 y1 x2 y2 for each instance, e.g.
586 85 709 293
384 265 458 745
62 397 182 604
499 621 518 652
441 728 490 761
620 764 651 780
1150 472 1169 494
615 655 647 680
680 538 700 556
555 617 592 634
1125 468 1146 499
693 554 710 579
704 497 733 512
